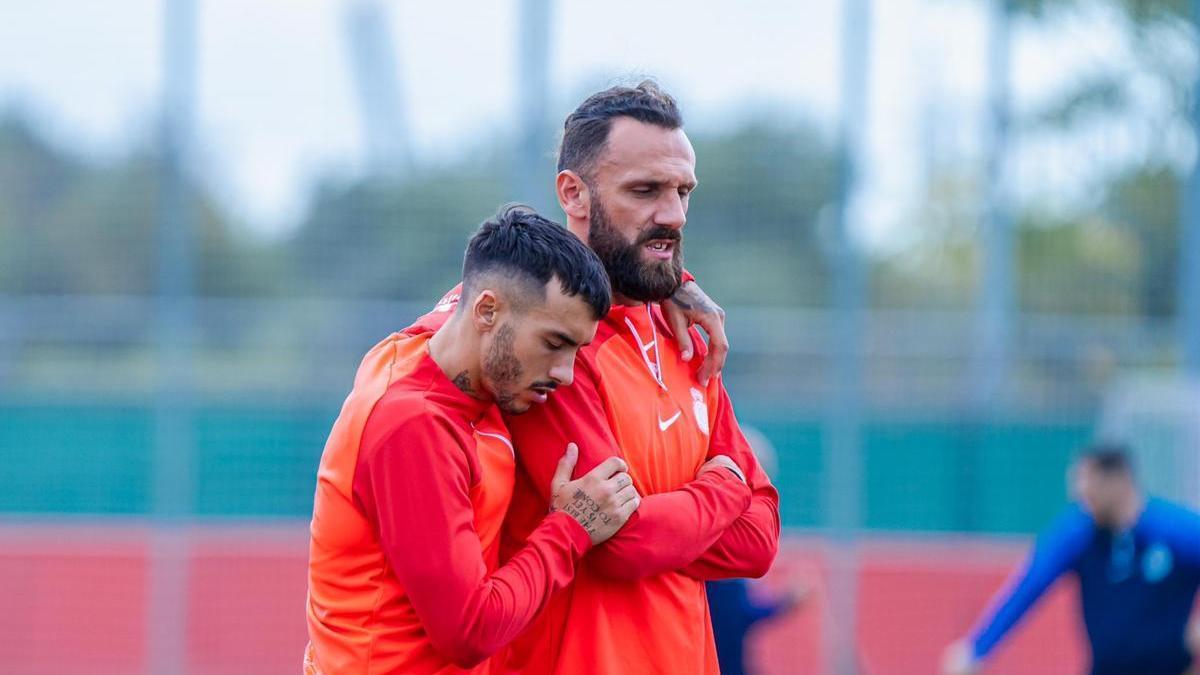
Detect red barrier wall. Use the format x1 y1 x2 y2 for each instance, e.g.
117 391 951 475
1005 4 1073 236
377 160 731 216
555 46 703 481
0 525 1099 674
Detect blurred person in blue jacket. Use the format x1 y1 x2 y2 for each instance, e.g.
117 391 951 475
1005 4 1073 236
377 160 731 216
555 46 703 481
707 426 807 675
942 443 1200 675
707 577 807 675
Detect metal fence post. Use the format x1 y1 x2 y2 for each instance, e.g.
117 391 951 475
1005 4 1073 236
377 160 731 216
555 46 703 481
825 0 870 671
148 0 198 671
1180 0 1200 376
516 0 554 214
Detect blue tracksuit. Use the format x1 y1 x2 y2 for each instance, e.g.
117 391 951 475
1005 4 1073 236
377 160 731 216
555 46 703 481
707 579 790 675
970 498 1200 675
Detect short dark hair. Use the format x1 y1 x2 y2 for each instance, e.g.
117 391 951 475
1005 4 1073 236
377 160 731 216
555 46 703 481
557 79 683 177
1079 443 1134 476
462 204 611 319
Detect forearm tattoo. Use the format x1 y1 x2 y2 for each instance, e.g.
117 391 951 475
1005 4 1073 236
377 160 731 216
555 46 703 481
669 295 694 311
671 282 721 315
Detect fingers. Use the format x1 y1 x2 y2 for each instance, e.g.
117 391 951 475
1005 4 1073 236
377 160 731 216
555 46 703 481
939 641 976 675
701 454 733 471
550 442 579 492
697 316 729 387
614 484 639 506
586 455 629 479
722 458 746 484
615 494 641 521
667 280 728 385
664 303 694 362
697 454 745 483
788 583 812 606
609 471 633 491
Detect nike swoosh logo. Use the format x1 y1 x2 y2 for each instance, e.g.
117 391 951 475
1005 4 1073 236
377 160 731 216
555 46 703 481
658 412 682 432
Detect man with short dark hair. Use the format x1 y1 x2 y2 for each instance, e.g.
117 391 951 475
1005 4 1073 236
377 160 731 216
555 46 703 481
304 205 642 674
406 80 781 675
943 444 1200 675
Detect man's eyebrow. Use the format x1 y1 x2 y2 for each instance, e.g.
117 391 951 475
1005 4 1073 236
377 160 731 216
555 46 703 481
622 177 697 190
549 330 580 347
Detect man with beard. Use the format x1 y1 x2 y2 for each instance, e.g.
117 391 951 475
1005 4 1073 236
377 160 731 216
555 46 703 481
304 206 642 674
406 81 780 675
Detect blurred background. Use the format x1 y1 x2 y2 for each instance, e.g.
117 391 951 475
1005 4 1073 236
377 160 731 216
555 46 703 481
1 0 1198 673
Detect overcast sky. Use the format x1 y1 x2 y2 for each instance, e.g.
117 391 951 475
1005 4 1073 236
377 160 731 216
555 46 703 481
0 0 1148 244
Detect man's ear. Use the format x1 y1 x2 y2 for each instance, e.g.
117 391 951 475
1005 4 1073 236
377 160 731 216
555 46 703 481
556 170 590 221
470 289 500 333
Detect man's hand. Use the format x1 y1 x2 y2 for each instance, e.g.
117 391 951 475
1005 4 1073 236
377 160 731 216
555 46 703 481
550 443 640 545
1187 614 1200 667
777 582 811 613
940 640 980 675
697 454 745 484
663 280 728 387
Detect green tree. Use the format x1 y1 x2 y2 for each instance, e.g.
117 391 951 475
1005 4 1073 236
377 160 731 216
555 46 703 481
287 120 840 307
288 157 509 301
0 110 266 296
686 119 838 306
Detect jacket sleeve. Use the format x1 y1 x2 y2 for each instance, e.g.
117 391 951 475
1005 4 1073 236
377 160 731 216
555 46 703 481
505 355 753 582
354 409 592 668
681 378 781 580
968 505 1094 661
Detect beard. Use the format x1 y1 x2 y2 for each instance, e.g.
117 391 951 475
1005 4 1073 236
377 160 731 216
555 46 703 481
483 322 526 415
586 196 684 303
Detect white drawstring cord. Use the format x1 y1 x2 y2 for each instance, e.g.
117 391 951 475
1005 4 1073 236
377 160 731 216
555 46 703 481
624 305 667 391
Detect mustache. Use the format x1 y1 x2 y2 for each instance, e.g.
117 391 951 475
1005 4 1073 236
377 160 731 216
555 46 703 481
530 381 559 391
635 227 682 245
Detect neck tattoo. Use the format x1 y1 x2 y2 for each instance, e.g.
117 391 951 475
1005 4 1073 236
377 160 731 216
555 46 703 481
451 370 478 398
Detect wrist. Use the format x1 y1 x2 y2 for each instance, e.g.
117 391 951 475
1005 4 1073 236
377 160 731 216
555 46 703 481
546 510 595 552
697 466 751 496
